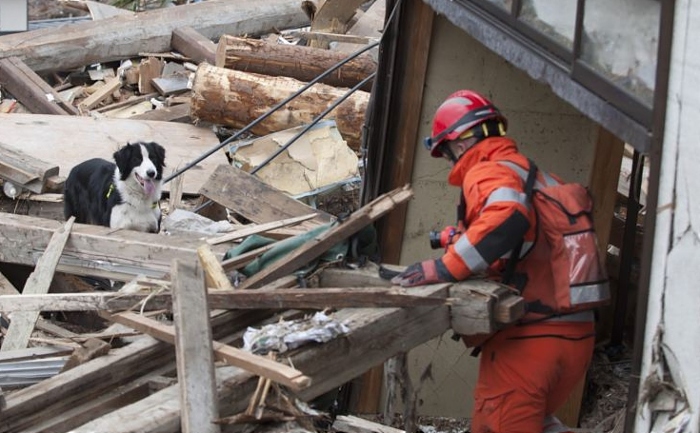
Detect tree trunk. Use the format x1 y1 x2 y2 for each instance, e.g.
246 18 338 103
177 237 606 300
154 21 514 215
0 0 309 73
190 63 369 150
215 35 376 91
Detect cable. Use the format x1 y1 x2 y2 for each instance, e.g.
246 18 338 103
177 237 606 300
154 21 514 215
163 40 379 184
251 72 376 176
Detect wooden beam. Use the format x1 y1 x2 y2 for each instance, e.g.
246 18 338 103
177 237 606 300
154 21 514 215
238 185 413 289
332 415 405 433
0 57 79 115
78 76 123 111
171 26 217 65
68 284 451 433
199 164 332 228
206 213 318 245
0 142 60 194
0 0 310 74
307 0 366 49
197 244 234 291
104 311 311 392
0 287 448 312
0 213 226 281
171 259 220 433
215 35 376 91
1 217 74 352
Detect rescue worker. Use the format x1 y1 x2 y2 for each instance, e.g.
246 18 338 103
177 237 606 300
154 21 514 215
391 90 607 433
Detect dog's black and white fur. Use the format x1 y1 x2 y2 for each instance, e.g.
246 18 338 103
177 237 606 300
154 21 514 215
64 141 166 233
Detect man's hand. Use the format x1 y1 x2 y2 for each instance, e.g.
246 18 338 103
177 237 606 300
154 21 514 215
391 258 456 287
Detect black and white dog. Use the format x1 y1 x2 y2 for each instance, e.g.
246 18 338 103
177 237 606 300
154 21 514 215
64 141 166 233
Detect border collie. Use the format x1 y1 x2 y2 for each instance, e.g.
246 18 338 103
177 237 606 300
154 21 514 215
64 141 166 233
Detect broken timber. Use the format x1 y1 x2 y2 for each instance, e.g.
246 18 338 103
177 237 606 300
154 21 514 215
238 185 413 289
0 0 310 73
190 63 370 151
0 142 60 194
0 213 228 281
1 217 74 352
215 35 376 91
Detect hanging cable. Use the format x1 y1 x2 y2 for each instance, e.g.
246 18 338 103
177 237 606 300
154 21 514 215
251 72 376 176
163 41 379 184
164 0 404 185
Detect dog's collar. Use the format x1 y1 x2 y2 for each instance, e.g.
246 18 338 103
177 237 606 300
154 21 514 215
106 183 115 198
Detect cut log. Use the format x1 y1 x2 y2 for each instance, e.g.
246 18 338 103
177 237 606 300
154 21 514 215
190 63 370 151
215 35 376 91
0 57 79 115
0 0 310 74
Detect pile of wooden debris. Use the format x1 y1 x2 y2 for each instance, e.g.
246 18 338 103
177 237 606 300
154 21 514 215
0 1 527 432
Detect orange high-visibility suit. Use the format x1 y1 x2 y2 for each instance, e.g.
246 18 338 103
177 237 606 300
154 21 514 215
440 136 596 433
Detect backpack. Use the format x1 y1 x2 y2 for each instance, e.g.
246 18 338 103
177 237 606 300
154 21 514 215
500 159 610 314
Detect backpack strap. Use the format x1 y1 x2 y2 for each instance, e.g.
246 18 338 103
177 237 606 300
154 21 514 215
501 158 538 288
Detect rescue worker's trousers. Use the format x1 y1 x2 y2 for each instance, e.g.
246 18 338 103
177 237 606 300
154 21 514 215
470 319 595 433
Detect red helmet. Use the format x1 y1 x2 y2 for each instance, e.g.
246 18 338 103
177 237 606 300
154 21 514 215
425 90 507 157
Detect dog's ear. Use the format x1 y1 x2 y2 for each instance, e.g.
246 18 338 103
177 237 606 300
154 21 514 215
113 143 136 180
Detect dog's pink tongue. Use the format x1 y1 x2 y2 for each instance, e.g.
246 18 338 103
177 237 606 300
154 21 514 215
144 179 156 196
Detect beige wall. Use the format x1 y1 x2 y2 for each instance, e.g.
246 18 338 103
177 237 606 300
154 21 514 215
398 14 599 417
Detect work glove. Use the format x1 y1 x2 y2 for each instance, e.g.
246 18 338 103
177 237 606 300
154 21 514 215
391 258 456 287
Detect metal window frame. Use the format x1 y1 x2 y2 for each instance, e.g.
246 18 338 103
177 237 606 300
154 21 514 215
425 0 662 152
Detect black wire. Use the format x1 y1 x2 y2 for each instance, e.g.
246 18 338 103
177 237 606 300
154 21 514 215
163 40 379 184
251 72 377 176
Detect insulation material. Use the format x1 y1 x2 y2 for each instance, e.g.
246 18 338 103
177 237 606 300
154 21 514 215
229 120 359 196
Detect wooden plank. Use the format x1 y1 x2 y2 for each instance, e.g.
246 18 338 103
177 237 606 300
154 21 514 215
0 287 446 312
197 245 234 291
0 213 227 282
238 185 412 289
0 142 60 194
448 282 524 335
171 259 220 433
1 217 74 352
171 26 217 65
206 213 318 245
0 0 309 74
0 309 270 433
0 57 79 115
69 284 451 433
199 164 332 227
129 102 191 122
333 415 405 433
0 113 220 195
79 76 123 111
307 0 366 49
104 311 311 391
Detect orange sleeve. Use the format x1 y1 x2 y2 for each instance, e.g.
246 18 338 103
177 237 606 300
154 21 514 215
441 162 534 280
